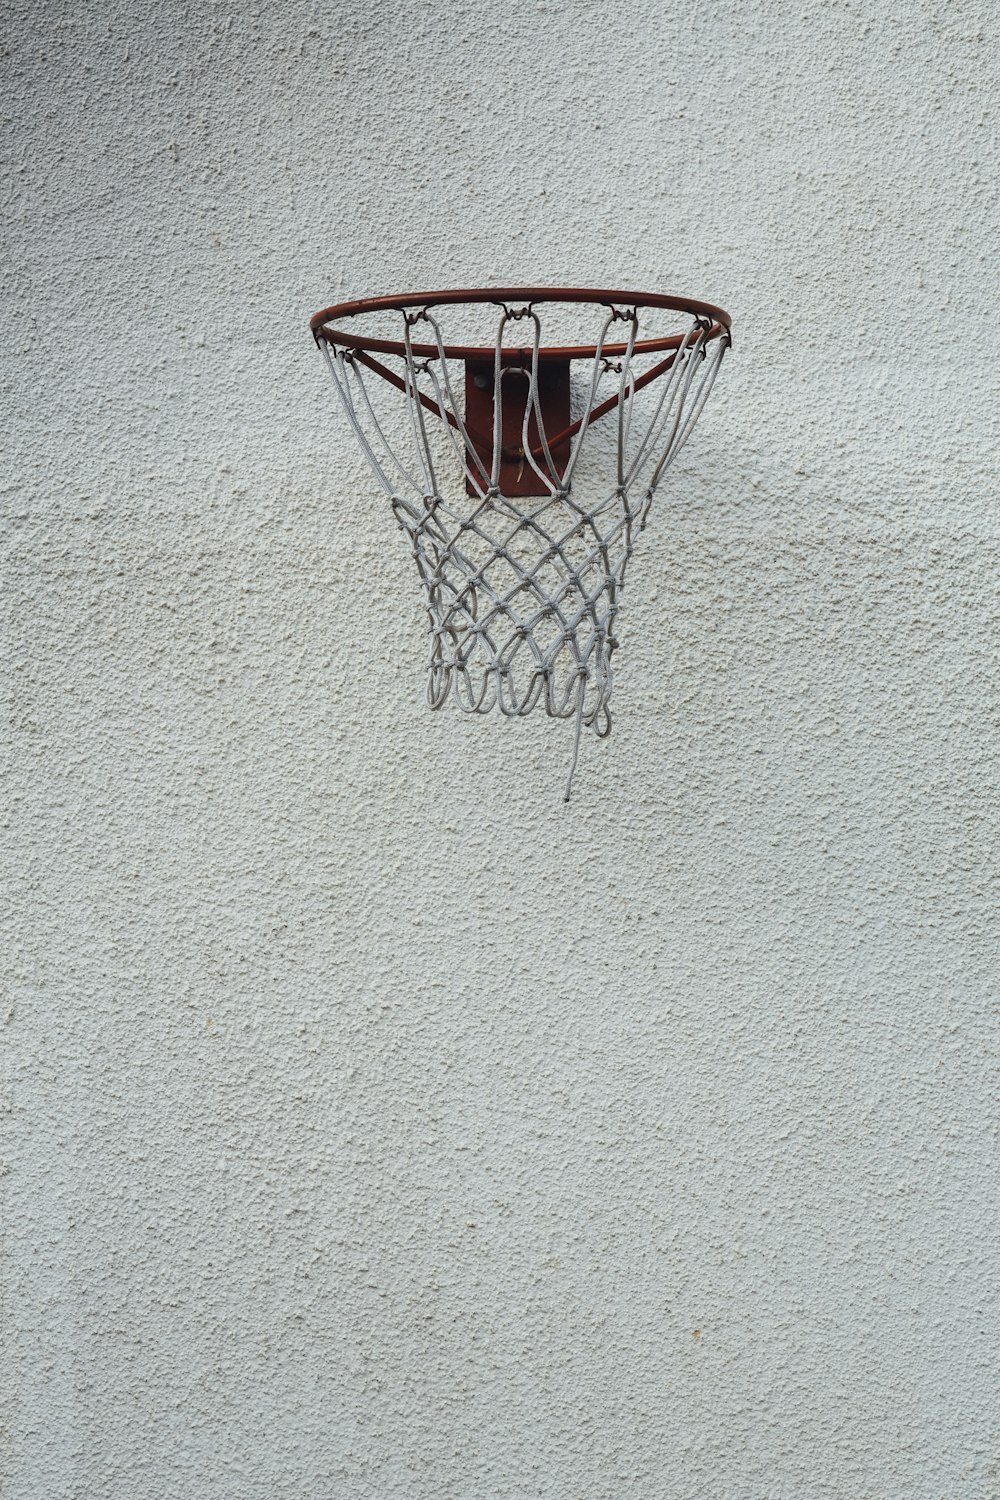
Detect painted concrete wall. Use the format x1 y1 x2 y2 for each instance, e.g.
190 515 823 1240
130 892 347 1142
4 2 998 1497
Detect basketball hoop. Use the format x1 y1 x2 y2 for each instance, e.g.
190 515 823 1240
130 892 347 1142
310 287 732 799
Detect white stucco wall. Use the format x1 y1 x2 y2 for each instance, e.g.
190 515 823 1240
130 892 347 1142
4 2 999 1497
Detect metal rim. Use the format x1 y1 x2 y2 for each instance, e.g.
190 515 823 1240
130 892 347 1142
310 286 732 362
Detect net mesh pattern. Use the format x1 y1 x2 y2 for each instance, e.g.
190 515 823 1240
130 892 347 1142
315 297 729 797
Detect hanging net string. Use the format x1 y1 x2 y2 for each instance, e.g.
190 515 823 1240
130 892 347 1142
314 295 729 799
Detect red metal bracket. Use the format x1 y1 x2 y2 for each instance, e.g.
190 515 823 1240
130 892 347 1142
463 359 571 497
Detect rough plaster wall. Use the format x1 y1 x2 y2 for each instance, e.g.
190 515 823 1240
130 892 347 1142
3 0 999 1496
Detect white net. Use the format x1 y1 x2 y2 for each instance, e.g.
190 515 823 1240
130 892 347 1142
314 293 730 798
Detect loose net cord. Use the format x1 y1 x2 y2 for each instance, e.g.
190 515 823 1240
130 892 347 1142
318 300 728 799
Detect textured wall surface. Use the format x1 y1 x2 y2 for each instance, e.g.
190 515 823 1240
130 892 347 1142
3 2 999 1497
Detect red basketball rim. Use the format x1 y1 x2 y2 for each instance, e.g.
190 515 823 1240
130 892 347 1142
309 286 732 363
